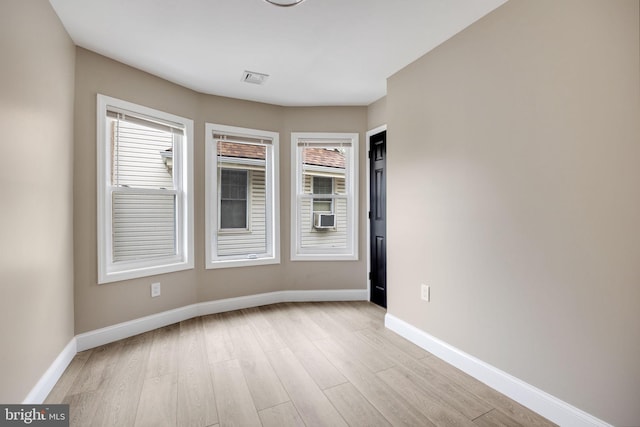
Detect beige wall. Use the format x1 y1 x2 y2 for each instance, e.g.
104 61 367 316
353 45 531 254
74 49 368 333
74 49 201 333
367 96 387 130
386 0 640 425
280 107 368 292
0 0 76 402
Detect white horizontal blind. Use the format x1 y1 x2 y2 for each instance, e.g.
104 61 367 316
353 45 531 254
109 112 180 263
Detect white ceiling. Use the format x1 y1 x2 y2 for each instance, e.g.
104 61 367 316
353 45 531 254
49 0 506 106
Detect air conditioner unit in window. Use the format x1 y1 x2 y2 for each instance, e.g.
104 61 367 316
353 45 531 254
314 213 336 229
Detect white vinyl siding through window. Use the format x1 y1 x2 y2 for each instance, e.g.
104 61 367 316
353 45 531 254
110 117 177 262
302 175 347 249
206 123 279 268
97 95 194 284
291 132 358 261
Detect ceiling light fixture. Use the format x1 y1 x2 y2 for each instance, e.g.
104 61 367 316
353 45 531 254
264 0 305 7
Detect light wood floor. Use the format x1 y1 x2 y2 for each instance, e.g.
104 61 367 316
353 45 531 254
46 301 556 427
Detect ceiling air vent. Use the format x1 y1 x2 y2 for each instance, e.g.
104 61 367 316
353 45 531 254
242 70 269 85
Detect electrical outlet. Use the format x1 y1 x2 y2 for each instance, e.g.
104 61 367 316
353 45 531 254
151 282 161 298
421 284 430 302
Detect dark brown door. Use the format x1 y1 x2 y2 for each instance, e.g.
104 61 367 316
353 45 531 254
369 131 387 308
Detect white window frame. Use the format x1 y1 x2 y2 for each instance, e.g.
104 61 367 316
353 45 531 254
97 94 194 284
205 123 280 269
291 132 358 261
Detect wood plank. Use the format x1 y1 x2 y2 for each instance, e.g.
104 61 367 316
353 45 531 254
314 337 435 427
377 366 476 427
266 347 348 427
260 304 313 349
283 302 330 341
134 373 177 427
299 301 354 339
258 402 305 427
239 355 289 411
145 323 179 379
360 325 431 359
241 306 288 353
201 313 236 364
349 301 387 324
90 334 152 427
334 331 395 373
63 391 102 427
324 382 391 427
292 339 348 390
223 314 265 360
323 301 381 331
176 318 218 427
68 340 124 395
473 409 524 427
400 360 490 420
211 359 262 427
45 350 92 403
422 356 557 427
355 328 490 419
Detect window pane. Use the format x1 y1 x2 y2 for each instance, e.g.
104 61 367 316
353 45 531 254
220 200 247 229
207 126 277 267
313 176 333 194
221 169 248 199
301 148 346 245
312 176 333 212
112 191 176 262
313 200 332 212
301 198 349 249
111 118 175 190
220 169 247 229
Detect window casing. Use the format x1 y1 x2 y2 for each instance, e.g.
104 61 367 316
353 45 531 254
97 95 194 284
291 132 358 261
206 123 279 268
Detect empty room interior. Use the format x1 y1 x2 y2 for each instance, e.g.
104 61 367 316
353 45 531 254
1 0 639 426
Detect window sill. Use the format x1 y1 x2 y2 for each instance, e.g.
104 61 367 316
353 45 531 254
99 259 194 284
206 255 280 270
291 253 358 262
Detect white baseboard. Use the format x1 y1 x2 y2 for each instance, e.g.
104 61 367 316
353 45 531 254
23 338 77 404
77 289 367 351
197 289 368 316
25 289 366 403
76 304 200 352
384 314 612 427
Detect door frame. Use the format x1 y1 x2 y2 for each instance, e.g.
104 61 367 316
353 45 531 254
365 124 387 303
